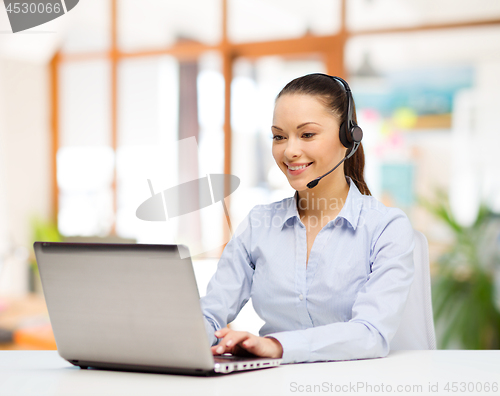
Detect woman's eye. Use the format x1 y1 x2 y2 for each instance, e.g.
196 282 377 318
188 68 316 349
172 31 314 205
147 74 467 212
272 135 284 141
303 133 315 138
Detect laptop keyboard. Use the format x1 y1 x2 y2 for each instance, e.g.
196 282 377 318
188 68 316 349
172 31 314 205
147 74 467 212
213 354 261 363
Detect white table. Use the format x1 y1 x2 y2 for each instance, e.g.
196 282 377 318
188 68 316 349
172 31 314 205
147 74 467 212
1 350 499 396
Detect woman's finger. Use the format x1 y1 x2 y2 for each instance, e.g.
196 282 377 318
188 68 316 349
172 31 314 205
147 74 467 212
212 331 252 355
211 345 222 355
214 327 230 339
241 337 255 351
240 337 268 357
224 333 256 356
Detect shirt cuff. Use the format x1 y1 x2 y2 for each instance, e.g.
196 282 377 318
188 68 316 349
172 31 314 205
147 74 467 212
266 330 310 364
204 317 219 346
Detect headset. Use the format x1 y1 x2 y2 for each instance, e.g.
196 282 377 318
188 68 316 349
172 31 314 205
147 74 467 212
306 73 363 189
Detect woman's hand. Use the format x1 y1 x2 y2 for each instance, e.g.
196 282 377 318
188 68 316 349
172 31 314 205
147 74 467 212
212 328 283 359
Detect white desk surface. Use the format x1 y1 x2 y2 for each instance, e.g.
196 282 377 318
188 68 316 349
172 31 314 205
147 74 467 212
1 351 499 396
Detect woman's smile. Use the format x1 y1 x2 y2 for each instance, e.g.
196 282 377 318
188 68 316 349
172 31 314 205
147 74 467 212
285 161 313 176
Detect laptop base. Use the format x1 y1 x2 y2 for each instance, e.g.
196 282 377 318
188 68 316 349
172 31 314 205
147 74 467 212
68 357 280 376
69 359 215 376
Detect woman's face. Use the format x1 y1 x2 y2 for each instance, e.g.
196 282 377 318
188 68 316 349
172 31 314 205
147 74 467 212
272 94 345 192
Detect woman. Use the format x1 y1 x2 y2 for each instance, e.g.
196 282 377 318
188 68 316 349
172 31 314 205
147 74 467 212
200 73 415 364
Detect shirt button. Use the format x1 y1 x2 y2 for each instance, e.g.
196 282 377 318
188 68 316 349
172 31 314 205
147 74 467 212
299 294 304 301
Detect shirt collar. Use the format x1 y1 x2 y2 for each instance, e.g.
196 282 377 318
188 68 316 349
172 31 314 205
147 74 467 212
278 176 364 230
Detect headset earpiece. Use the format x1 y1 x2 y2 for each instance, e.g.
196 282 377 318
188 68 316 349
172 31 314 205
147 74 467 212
339 121 352 148
306 73 363 189
351 125 363 144
339 122 363 149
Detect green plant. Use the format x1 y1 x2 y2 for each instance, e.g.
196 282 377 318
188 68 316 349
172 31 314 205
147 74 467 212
31 216 62 244
421 190 500 349
29 216 62 293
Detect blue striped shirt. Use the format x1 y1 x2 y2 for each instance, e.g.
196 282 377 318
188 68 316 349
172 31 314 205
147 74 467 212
200 177 415 364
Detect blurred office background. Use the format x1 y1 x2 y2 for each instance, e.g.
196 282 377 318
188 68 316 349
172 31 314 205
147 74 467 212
0 0 499 350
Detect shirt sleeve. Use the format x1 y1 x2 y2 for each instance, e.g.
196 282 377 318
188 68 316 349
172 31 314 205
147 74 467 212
200 209 255 346
266 208 415 364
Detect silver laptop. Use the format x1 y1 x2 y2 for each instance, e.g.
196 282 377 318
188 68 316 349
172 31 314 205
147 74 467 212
33 242 282 375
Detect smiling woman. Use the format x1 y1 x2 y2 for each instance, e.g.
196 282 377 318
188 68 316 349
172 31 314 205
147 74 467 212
273 73 369 196
200 73 416 364
272 95 346 196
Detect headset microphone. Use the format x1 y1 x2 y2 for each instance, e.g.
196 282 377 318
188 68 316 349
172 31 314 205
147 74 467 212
306 74 363 189
306 142 360 189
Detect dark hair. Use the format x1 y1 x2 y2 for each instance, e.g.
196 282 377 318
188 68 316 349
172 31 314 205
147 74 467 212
276 74 372 196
